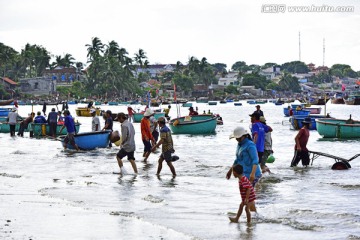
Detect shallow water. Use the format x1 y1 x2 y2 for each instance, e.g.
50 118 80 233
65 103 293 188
1 102 360 240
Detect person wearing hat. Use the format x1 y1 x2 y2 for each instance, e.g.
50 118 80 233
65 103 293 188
47 108 58 137
188 106 198 116
59 110 79 151
151 117 177 176
259 116 272 173
91 109 101 131
141 108 156 162
114 112 137 174
290 117 311 167
227 126 262 189
102 110 114 147
253 105 264 117
7 108 20 137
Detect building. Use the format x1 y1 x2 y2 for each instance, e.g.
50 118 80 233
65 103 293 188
19 77 56 96
259 66 281 80
135 64 176 78
217 71 240 86
0 77 18 93
43 66 84 86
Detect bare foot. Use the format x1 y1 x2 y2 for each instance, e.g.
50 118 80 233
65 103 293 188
229 217 238 223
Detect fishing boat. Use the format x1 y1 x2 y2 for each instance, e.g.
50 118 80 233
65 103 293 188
219 100 227 104
133 112 166 123
331 92 345 104
208 101 217 105
309 97 329 105
61 130 111 150
196 97 209 103
75 107 101 117
255 99 267 104
344 95 360 105
67 101 77 105
303 107 322 114
94 101 102 106
283 108 311 117
182 102 193 107
234 102 242 106
0 122 24 133
0 108 11 117
316 117 360 138
226 99 234 103
0 99 14 106
32 122 81 137
108 101 119 106
290 115 330 130
169 115 217 134
247 100 256 104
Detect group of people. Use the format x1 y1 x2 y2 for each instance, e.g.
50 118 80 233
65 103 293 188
227 105 311 223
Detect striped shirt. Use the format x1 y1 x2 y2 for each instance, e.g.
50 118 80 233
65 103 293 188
160 125 174 153
239 175 256 202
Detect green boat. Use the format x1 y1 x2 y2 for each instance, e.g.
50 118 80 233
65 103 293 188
316 118 360 138
133 112 166 123
31 123 81 137
0 122 25 133
95 101 102 106
182 102 193 107
169 115 217 134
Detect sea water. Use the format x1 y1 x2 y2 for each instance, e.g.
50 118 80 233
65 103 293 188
0 102 360 240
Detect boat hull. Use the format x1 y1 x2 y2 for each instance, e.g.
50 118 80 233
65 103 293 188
75 107 101 117
290 115 329 130
169 115 217 134
182 103 193 107
0 122 24 133
283 108 311 117
208 101 217 105
133 112 165 123
32 123 81 137
0 108 11 117
304 107 321 114
62 131 111 150
0 99 14 106
316 119 360 138
234 103 242 106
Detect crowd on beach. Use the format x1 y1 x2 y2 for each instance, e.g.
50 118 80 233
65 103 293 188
5 103 312 224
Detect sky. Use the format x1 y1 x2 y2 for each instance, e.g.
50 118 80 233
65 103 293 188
0 0 359 71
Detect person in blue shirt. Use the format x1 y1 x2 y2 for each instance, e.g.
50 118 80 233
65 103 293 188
227 126 262 188
47 108 58 137
59 110 79 150
33 111 47 123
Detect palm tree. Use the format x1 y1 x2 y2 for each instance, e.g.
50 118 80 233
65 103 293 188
63 53 75 67
20 43 35 78
134 48 147 68
85 37 104 62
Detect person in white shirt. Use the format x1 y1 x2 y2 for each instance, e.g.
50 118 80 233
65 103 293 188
91 109 101 131
7 108 20 137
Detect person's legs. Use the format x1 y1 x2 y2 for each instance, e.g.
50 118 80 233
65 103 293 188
10 124 15 137
156 156 165 175
301 151 310 166
245 203 252 223
167 162 176 176
143 140 152 162
290 150 301 167
128 151 137 174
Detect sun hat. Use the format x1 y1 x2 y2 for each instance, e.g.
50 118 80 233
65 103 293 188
229 126 249 139
260 116 266 123
144 108 154 117
302 117 312 124
12 107 17 112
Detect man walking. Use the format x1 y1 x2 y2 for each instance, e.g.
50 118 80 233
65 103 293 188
115 113 137 174
59 110 79 151
141 108 155 162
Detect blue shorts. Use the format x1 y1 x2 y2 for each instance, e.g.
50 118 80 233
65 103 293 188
252 175 261 187
142 139 152 152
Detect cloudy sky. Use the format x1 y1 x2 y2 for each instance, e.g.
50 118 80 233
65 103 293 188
0 0 359 71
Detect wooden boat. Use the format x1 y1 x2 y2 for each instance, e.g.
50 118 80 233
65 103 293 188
61 130 111 150
182 102 193 107
303 107 321 114
75 107 101 117
331 93 345 104
344 95 360 105
208 101 217 105
196 97 209 103
234 103 242 106
283 108 311 117
133 112 165 123
290 115 330 130
0 99 14 106
316 117 360 138
0 108 11 117
169 115 217 134
32 122 81 137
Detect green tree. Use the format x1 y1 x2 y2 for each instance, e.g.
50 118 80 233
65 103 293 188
224 85 238 94
242 73 269 90
279 73 301 92
281 61 309 73
173 72 194 92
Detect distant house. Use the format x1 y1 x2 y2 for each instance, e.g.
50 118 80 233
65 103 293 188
259 66 281 80
0 77 18 92
192 84 208 97
43 66 84 85
135 64 176 78
19 77 56 96
218 71 239 86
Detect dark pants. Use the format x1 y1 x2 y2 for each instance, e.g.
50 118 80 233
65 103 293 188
291 150 310 167
49 122 57 137
10 124 16 137
152 130 159 142
17 123 28 137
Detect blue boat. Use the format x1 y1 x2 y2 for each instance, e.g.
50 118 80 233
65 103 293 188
226 99 234 103
0 108 11 117
61 130 111 150
208 101 217 105
283 108 311 117
234 103 242 106
169 115 217 134
290 115 330 130
67 101 77 104
247 100 256 104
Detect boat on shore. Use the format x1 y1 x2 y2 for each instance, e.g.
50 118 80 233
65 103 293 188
182 102 193 107
316 117 360 138
75 107 101 117
0 99 14 106
60 130 111 150
32 122 81 137
133 112 165 123
169 115 217 134
290 114 330 130
234 102 242 106
309 97 329 105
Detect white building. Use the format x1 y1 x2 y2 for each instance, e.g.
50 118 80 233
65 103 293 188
259 66 281 80
217 71 240 86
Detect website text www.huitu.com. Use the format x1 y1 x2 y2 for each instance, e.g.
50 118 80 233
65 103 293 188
261 4 355 13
